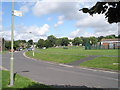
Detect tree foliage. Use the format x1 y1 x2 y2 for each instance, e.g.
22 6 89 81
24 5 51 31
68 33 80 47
80 1 120 23
72 37 82 46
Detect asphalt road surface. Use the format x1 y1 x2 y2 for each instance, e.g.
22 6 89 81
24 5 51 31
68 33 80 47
2 51 119 88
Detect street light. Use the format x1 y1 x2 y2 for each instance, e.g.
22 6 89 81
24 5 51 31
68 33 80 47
10 0 14 86
29 32 34 56
9 0 22 86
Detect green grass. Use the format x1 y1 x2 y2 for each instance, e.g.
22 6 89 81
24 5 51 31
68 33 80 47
80 57 119 70
35 47 119 56
26 51 86 63
2 70 51 89
26 47 119 70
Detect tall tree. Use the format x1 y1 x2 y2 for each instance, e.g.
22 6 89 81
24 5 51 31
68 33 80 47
37 39 45 48
89 37 98 45
47 35 57 47
72 37 82 46
80 1 120 23
28 39 33 45
61 37 69 46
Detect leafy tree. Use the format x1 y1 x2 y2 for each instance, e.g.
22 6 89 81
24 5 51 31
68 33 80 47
61 37 69 46
44 40 51 48
80 1 120 23
28 39 33 45
89 37 98 45
97 36 105 42
55 38 62 46
118 34 120 38
37 39 45 48
105 35 116 39
47 35 57 47
72 37 82 46
5 41 11 50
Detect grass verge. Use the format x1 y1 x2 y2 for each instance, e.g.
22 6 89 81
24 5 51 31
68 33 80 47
25 51 86 63
80 57 119 71
2 70 51 89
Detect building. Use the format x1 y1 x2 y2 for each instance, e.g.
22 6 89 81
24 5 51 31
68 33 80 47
101 38 120 49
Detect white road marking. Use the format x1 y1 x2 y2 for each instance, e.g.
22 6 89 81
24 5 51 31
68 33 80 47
59 64 73 68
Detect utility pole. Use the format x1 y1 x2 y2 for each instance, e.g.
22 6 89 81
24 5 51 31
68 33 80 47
29 32 34 56
10 0 14 86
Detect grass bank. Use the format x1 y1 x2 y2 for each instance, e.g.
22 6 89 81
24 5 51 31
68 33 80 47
80 57 119 71
35 48 118 56
2 70 51 89
26 51 86 63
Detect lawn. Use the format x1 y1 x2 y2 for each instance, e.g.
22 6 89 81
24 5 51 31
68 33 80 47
2 70 52 89
25 47 119 70
26 50 86 63
35 47 118 56
80 57 119 71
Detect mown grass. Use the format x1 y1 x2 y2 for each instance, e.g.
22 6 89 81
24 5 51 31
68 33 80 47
2 70 52 89
26 51 86 63
35 47 119 56
80 57 119 70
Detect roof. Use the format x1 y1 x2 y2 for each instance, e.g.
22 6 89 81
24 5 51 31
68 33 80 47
101 38 120 41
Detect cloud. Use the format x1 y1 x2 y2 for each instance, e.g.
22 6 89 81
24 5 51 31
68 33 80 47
69 29 83 38
20 5 29 14
32 1 87 20
47 17 52 21
54 15 64 28
3 24 50 42
69 14 117 38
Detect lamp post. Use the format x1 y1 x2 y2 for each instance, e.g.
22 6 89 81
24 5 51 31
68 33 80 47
29 32 34 56
10 0 14 86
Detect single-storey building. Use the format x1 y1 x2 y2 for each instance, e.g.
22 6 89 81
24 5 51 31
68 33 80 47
101 38 120 49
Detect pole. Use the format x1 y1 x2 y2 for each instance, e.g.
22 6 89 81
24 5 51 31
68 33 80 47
33 40 34 56
29 32 34 56
10 0 14 86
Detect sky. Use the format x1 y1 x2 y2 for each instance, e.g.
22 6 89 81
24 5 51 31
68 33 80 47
0 0 119 42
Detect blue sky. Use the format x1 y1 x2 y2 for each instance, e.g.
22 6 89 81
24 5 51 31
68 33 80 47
1 0 118 42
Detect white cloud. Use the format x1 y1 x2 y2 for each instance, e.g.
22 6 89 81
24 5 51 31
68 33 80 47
20 5 29 14
54 15 64 28
69 29 83 38
3 24 50 42
32 1 86 20
47 17 52 21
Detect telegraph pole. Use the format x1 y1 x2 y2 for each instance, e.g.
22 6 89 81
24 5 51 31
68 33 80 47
10 0 14 86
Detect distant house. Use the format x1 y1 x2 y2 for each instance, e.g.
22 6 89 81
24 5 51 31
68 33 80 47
101 38 120 49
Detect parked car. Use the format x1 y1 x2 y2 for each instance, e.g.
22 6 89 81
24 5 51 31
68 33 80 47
17 48 23 51
27 48 33 51
10 49 15 52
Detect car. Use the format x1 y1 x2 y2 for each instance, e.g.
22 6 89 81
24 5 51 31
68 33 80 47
10 49 15 52
27 48 33 51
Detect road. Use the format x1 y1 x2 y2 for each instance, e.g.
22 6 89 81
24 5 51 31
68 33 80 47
2 51 119 88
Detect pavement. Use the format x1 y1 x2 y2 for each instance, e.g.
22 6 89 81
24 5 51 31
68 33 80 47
1 51 119 88
67 55 99 66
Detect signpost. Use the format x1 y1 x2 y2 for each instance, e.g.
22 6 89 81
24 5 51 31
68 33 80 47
10 0 22 86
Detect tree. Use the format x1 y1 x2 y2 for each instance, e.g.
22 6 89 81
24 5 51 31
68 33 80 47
5 41 11 50
28 39 33 45
80 1 120 23
72 37 82 46
89 37 98 45
47 35 57 47
55 38 62 46
37 39 45 48
61 37 69 46
98 36 105 42
118 34 120 38
105 35 116 39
